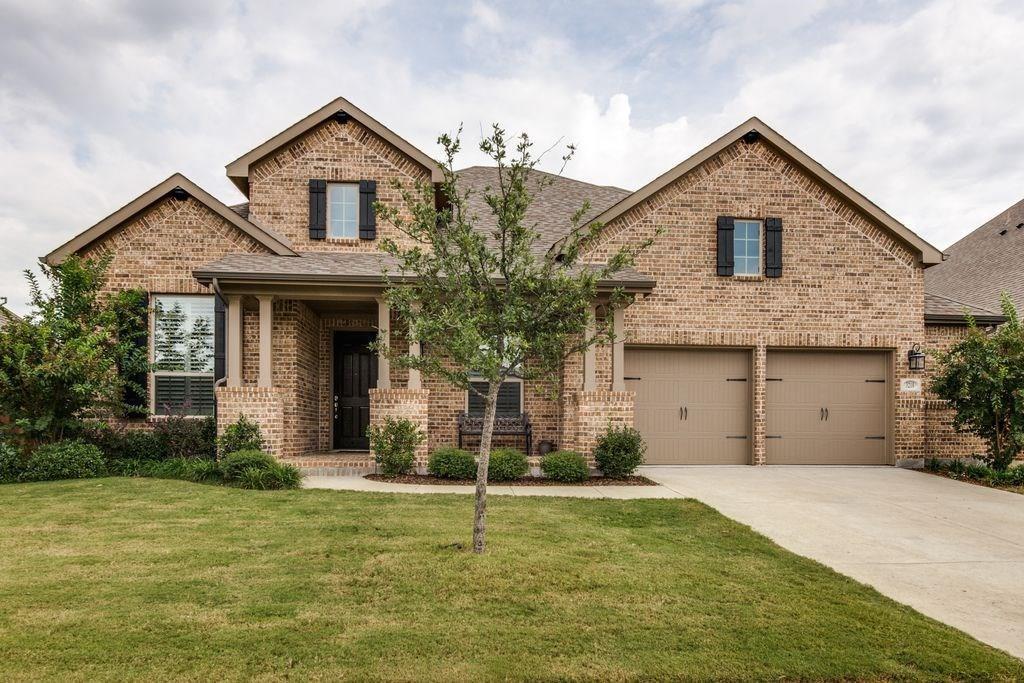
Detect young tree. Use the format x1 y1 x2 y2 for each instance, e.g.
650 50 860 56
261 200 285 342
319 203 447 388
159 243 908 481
376 125 654 553
0 255 148 447
931 294 1024 471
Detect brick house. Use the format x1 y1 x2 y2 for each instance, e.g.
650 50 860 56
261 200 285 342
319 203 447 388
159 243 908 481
42 97 979 472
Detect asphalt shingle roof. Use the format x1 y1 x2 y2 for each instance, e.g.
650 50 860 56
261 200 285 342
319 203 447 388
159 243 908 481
923 292 1003 324
925 197 1024 316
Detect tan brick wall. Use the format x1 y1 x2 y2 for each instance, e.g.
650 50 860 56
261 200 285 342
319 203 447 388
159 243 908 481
578 137 928 464
247 118 431 252
215 386 286 458
923 324 988 460
369 388 430 470
562 390 635 466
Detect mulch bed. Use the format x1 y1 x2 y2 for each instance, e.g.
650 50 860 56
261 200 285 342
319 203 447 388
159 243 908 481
919 468 1024 495
365 473 658 486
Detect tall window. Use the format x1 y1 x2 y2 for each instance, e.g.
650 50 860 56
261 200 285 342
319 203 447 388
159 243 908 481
328 183 359 238
734 219 761 276
152 295 215 416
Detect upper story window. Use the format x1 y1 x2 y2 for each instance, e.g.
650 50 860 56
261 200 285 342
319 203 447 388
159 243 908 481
734 219 761 276
328 183 359 238
152 295 215 416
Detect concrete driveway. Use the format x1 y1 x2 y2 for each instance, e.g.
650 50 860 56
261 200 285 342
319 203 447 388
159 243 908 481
639 466 1024 659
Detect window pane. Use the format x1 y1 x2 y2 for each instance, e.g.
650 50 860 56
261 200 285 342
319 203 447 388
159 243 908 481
154 376 215 416
329 183 358 238
154 296 214 373
732 221 760 275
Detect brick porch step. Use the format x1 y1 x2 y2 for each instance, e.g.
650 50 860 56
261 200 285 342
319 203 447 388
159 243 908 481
281 452 375 477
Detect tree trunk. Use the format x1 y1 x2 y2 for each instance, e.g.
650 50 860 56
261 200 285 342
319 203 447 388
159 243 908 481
472 383 502 554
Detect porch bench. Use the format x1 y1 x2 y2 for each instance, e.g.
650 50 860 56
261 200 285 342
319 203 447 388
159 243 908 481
457 412 533 456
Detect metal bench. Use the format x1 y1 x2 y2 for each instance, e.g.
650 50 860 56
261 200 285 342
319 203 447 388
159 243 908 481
457 412 533 456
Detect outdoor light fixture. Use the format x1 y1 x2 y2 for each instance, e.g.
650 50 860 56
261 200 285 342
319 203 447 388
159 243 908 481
908 344 925 371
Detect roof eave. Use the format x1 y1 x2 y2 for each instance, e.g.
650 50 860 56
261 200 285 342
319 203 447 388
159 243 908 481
925 313 1006 325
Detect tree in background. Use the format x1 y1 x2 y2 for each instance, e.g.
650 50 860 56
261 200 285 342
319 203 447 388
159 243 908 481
931 294 1024 471
376 125 654 553
0 255 148 448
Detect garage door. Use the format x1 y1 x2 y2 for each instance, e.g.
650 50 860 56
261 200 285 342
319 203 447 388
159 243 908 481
625 348 750 464
766 351 888 465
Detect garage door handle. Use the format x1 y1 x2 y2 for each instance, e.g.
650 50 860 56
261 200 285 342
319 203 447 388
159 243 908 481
820 407 824 421
680 406 687 421
825 407 829 421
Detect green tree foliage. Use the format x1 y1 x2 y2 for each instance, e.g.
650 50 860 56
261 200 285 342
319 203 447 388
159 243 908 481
0 256 148 447
375 125 654 552
931 294 1024 471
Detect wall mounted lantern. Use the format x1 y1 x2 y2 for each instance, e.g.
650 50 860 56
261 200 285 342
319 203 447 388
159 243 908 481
908 344 925 371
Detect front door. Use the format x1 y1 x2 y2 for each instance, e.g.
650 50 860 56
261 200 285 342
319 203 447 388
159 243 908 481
333 331 377 450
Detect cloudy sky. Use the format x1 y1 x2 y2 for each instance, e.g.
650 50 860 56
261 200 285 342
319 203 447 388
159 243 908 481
1 0 1022 313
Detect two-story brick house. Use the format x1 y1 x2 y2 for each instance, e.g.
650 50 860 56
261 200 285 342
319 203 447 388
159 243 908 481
44 97 969 472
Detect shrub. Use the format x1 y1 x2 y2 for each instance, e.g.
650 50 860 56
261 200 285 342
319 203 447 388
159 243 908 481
155 413 216 460
0 441 25 483
20 441 106 482
487 448 528 481
135 457 221 483
220 450 301 490
427 447 477 479
368 417 424 477
218 415 265 455
84 424 168 462
541 450 589 482
594 425 646 478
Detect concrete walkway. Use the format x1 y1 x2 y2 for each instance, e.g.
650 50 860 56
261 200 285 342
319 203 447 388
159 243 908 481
304 475 680 499
642 466 1024 660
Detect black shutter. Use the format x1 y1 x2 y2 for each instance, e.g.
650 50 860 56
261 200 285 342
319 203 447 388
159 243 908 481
214 293 226 383
359 180 377 240
309 179 326 239
716 216 735 276
123 292 150 417
468 380 522 417
765 217 783 277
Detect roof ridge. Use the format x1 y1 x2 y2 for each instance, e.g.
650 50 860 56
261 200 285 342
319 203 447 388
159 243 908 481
456 165 630 194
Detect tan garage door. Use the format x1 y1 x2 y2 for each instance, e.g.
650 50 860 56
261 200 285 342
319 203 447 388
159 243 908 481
766 351 888 465
625 348 751 464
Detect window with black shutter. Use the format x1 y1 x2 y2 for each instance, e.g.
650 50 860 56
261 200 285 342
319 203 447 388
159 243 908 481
309 179 327 239
764 217 783 277
359 180 377 240
716 216 735 276
467 379 523 417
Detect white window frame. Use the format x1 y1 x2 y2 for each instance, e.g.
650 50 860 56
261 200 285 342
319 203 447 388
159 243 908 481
327 182 359 239
733 219 763 276
465 375 524 417
151 294 215 417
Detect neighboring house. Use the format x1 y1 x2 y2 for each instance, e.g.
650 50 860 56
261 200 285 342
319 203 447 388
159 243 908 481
44 97 959 472
0 299 20 329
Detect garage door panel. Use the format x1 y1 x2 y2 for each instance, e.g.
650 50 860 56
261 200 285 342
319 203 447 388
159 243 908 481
766 351 888 465
627 348 750 465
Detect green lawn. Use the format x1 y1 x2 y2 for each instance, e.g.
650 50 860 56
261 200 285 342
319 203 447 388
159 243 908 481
0 479 1019 681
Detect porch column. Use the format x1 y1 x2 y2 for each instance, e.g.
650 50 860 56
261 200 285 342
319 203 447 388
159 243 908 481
376 296 391 389
583 305 598 391
257 295 273 388
226 295 243 388
611 306 625 392
408 302 422 390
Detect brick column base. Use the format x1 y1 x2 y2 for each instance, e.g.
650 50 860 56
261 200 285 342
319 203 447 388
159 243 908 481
369 388 430 472
215 386 286 458
563 390 635 467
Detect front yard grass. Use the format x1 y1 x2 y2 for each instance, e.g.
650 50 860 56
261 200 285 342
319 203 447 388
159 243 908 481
0 478 1020 681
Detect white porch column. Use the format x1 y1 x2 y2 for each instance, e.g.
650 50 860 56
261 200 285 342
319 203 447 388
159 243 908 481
408 302 422 390
376 296 391 389
583 305 598 391
226 295 243 388
611 306 625 392
257 295 273 388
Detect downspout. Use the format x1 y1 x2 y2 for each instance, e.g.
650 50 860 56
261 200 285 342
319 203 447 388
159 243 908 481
211 278 227 430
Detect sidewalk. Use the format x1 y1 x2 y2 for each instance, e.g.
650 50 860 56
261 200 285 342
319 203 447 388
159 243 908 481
303 475 682 499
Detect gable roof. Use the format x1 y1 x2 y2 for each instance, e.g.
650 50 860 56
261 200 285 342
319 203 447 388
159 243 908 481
456 166 630 255
225 96 444 195
553 117 943 266
924 196 1024 314
43 174 297 265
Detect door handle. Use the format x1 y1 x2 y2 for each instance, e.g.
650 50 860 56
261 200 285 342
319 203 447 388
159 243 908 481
684 406 688 421
680 406 683 421
820 407 824 421
680 406 688 421
825 407 829 421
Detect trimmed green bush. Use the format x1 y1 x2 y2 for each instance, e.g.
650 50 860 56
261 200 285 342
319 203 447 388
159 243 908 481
0 441 25 483
368 417 424 477
541 450 589 482
428 447 477 479
594 425 646 478
217 415 265 456
487 448 528 481
20 441 106 482
137 457 222 484
220 450 301 490
155 414 216 460
926 458 1024 488
85 424 168 462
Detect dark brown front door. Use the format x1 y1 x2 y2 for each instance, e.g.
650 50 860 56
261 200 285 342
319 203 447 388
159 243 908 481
333 331 377 450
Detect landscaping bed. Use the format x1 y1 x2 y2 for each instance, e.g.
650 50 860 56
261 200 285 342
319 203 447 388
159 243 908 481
0 478 1020 681
365 473 657 486
923 458 1024 495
